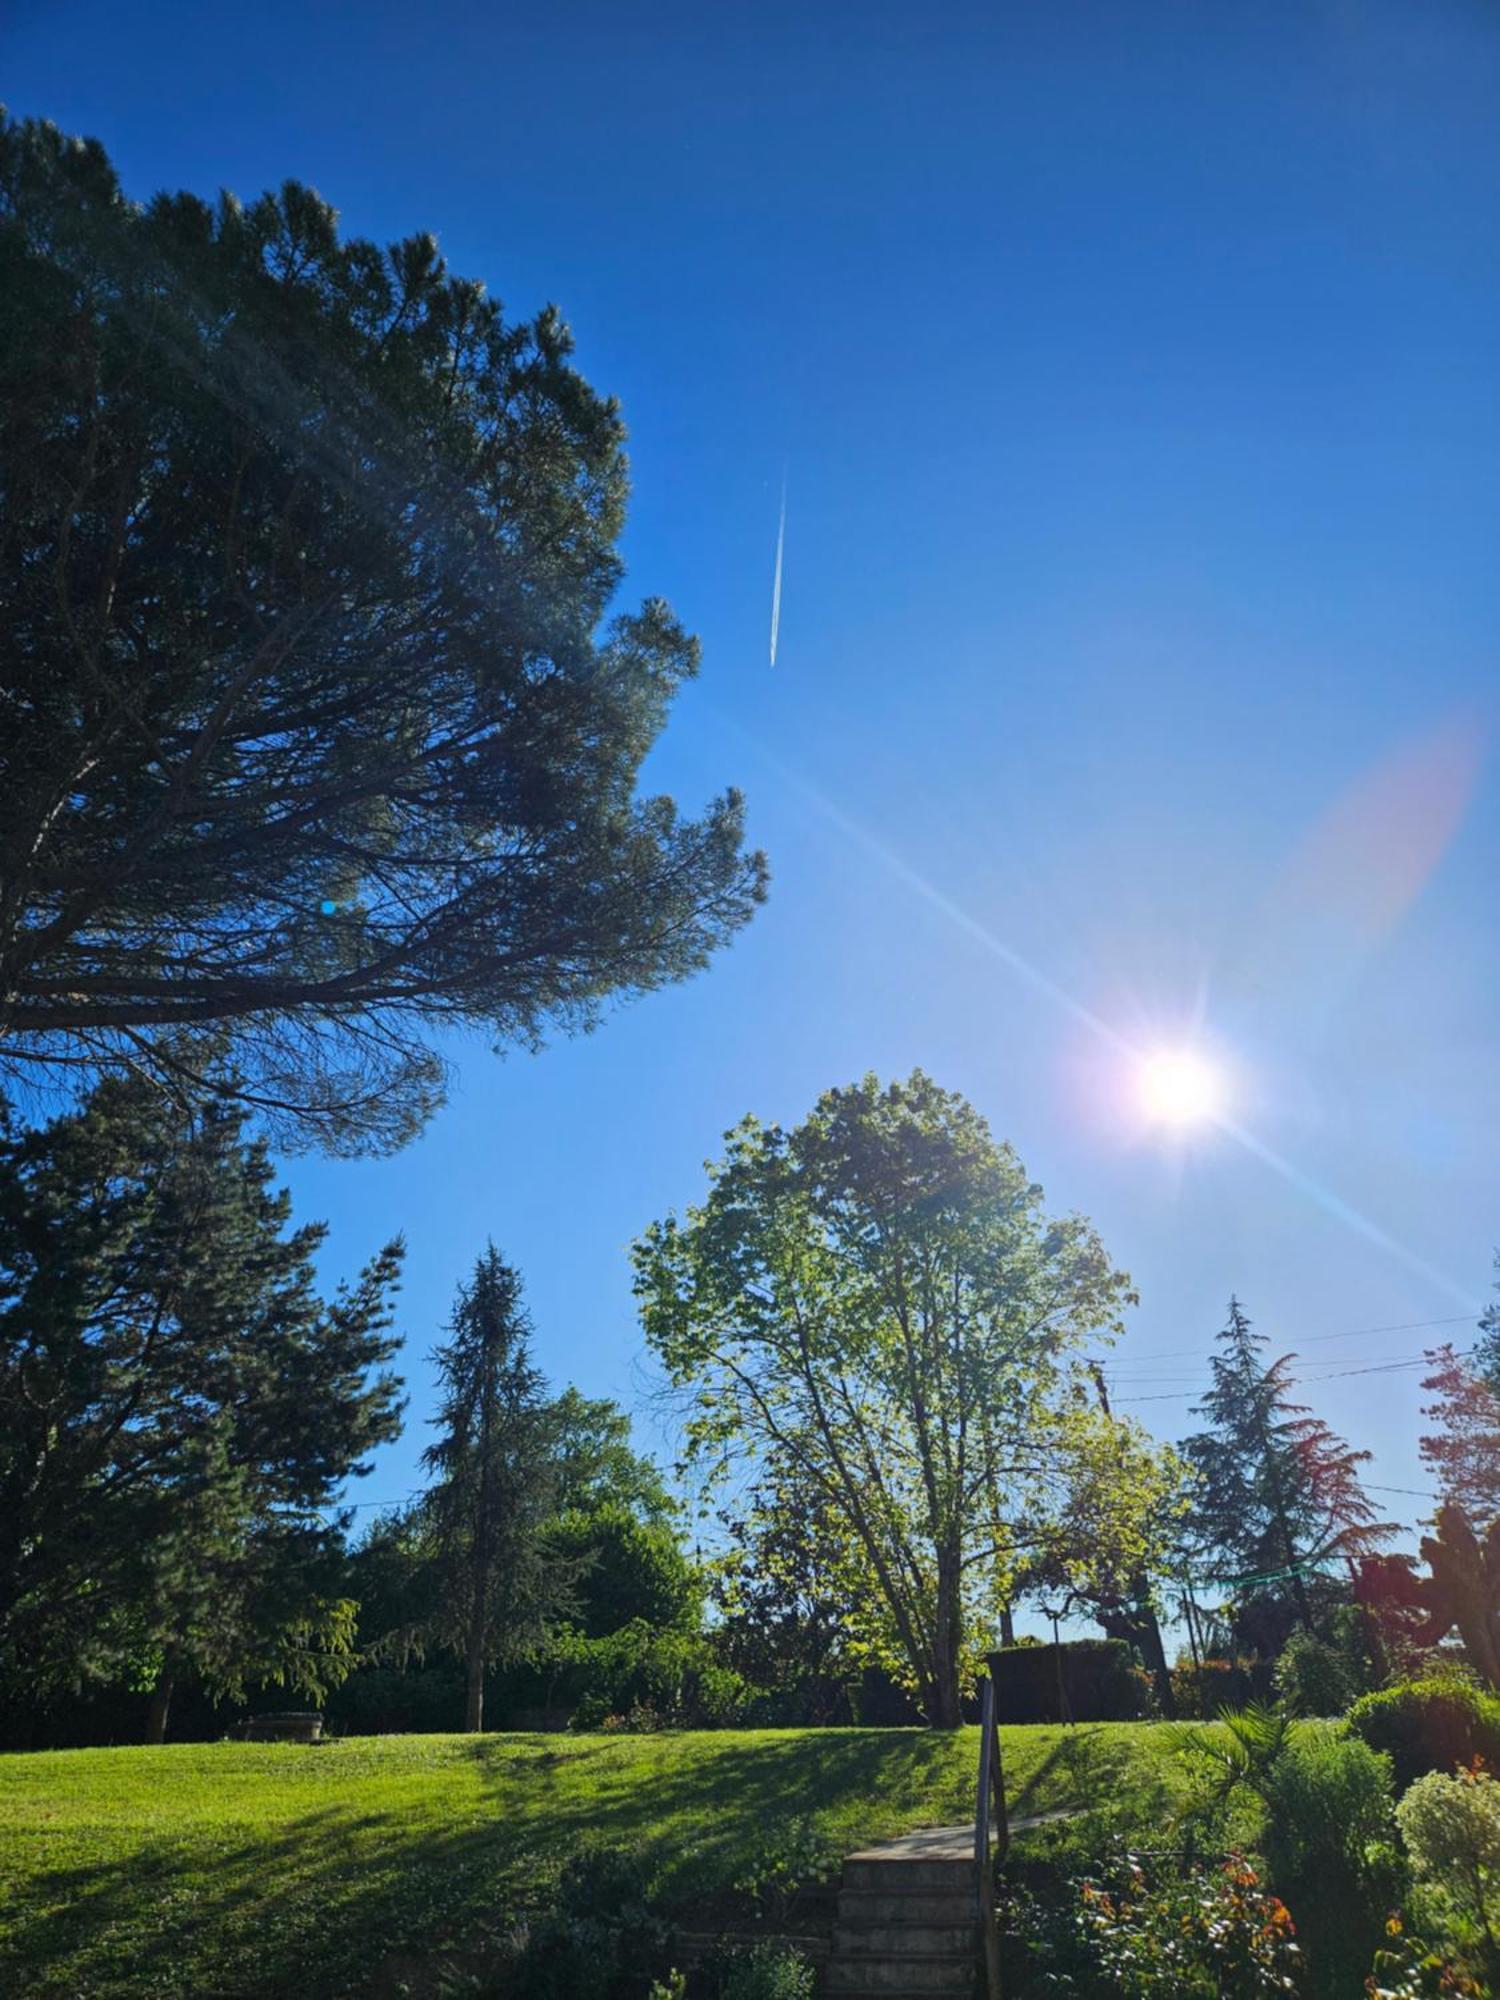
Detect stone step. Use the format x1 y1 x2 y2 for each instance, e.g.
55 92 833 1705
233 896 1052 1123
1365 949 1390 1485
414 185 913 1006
840 1857 976 1896
825 1955 976 1994
833 1922 975 1957
836 1889 978 1927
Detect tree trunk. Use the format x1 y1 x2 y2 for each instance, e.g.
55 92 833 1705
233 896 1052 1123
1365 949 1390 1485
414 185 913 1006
1137 1600 1176 1718
464 1624 485 1732
145 1665 176 1745
929 1550 964 1728
999 1602 1016 1647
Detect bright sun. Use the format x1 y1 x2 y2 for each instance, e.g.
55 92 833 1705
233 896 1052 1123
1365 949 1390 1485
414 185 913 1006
1137 1049 1223 1127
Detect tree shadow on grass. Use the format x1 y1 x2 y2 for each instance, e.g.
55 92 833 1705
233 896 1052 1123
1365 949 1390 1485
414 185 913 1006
0 1728 1157 1998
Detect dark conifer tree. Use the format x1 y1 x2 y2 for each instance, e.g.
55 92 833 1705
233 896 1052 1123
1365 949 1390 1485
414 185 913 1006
422 1247 575 1731
1183 1297 1392 1651
0 1072 403 1735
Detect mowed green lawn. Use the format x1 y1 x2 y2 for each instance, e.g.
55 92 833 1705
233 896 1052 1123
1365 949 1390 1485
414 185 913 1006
0 1724 1184 1998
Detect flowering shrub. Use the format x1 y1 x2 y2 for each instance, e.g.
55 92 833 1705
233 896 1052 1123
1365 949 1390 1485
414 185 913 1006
1365 1915 1483 1998
1396 1762 1500 1985
1072 1849 1300 1996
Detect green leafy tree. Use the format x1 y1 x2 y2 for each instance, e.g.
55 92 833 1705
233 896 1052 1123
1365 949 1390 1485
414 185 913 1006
1182 1297 1393 1652
0 1071 403 1735
0 113 765 1153
550 1388 678 1524
1421 1345 1500 1533
711 1459 870 1722
422 1246 576 1730
1017 1403 1192 1714
545 1503 701 1638
634 1071 1138 1727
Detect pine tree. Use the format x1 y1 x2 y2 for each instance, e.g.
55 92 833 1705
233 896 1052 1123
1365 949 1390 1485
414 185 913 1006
0 1072 404 1733
1419 1344 1500 1531
422 1248 575 1731
1183 1297 1392 1651
0 113 765 1152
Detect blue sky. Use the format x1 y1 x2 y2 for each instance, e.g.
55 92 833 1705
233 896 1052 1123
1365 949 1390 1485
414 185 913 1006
7 0 1499 1542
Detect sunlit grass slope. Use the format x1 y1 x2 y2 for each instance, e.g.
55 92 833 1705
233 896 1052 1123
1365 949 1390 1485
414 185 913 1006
0 1724 1183 1997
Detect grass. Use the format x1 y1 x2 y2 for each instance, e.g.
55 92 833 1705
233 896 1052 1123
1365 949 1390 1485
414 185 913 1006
0 1723 1188 1998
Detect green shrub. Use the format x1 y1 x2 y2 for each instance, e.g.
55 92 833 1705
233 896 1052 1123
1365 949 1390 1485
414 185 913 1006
1348 1679 1500 1793
1169 1658 1270 1720
701 1939 816 2000
1397 1764 1500 1984
1261 1722 1402 1994
731 1815 837 1920
991 1639 1151 1723
1274 1628 1361 1716
508 1841 676 1999
1065 1847 1301 1996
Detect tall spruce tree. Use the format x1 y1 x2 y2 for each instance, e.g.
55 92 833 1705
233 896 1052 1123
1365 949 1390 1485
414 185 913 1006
422 1247 574 1730
1183 1297 1392 1651
0 1072 403 1734
0 113 765 1152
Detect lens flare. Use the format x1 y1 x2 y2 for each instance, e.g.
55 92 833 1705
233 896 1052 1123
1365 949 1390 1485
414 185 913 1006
1138 1049 1222 1126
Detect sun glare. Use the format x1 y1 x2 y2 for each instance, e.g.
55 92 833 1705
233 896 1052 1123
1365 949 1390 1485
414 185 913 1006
1138 1049 1223 1127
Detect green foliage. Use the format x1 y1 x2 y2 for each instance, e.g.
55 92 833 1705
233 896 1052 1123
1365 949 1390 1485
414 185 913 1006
0 111 764 1154
701 1939 817 2000
1259 1722 1403 1994
636 1070 1139 1727
1366 1917 1484 1999
0 1072 402 1724
1034 1847 1301 1997
1348 1678 1500 1793
1180 1298 1393 1659
1168 1701 1298 1817
422 1247 580 1729
1169 1658 1270 1720
731 1815 836 1920
546 1504 702 1639
557 1619 755 1729
1397 1765 1500 1980
1274 1623 1366 1716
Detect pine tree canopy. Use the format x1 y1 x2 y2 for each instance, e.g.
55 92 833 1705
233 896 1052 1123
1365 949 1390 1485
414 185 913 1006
0 113 767 1152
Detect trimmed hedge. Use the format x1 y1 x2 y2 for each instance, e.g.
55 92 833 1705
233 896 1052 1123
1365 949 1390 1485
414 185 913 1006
988 1639 1152 1724
1346 1677 1500 1793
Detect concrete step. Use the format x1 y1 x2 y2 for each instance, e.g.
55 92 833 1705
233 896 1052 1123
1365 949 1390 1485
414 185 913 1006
832 1924 975 1958
825 1957 976 1993
840 1857 975 1896
836 1889 978 1927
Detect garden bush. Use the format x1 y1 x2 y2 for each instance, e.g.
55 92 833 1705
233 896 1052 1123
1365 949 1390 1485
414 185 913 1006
700 1939 816 2000
506 1841 677 1999
1021 1846 1301 1996
1169 1657 1271 1720
990 1639 1152 1723
1260 1722 1402 1994
1274 1626 1363 1717
1397 1764 1500 1986
1348 1678 1500 1794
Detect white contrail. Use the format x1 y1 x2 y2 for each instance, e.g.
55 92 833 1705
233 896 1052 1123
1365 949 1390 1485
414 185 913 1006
768 473 786 666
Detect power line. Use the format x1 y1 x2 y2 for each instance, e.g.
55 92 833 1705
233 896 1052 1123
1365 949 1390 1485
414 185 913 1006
1112 1312 1476 1368
1111 1349 1472 1406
